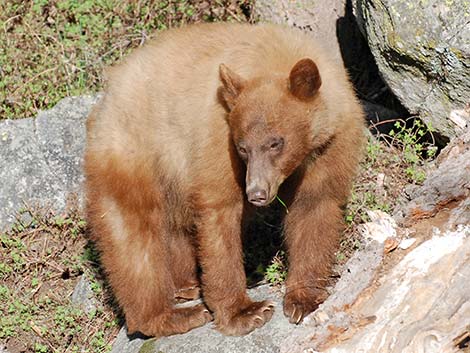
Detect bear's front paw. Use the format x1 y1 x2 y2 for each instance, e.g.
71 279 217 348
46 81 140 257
216 300 275 336
283 289 325 324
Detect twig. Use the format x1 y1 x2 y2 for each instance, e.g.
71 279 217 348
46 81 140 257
3 15 21 33
19 227 49 239
30 321 59 353
12 67 58 95
226 7 243 22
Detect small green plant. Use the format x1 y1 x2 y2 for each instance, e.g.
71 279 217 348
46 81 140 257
0 233 25 249
388 118 437 184
31 277 40 287
90 278 103 294
81 243 101 265
90 329 108 352
345 189 390 226
365 136 383 167
336 252 346 262
34 342 48 353
0 262 13 277
54 305 83 337
264 251 287 286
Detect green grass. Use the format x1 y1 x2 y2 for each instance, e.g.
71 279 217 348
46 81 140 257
276 196 290 214
0 0 254 119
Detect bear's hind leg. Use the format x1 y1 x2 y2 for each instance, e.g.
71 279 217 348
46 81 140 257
89 193 211 337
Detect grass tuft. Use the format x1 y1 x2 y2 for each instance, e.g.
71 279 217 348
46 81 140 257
0 0 254 120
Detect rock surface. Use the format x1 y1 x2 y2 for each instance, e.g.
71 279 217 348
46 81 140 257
281 241 384 353
71 275 100 314
0 95 98 229
355 0 470 139
395 128 470 226
253 0 347 60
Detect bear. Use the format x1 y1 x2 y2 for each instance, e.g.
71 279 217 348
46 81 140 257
84 22 365 337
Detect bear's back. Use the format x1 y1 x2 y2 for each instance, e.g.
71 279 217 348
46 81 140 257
87 23 358 179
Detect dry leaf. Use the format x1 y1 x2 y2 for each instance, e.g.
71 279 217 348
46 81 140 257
384 237 399 253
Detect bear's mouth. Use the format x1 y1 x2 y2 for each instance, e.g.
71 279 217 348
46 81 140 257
248 195 276 207
246 188 278 207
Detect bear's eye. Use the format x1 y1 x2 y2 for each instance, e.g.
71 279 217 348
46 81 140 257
238 146 247 156
269 138 284 152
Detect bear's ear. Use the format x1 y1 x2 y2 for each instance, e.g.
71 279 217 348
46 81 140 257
219 64 245 110
289 58 322 100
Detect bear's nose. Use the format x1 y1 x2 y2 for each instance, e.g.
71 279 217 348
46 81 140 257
247 189 268 206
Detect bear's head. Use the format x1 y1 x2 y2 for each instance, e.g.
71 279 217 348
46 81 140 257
219 58 325 207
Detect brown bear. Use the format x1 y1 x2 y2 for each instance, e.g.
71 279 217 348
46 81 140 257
84 22 364 337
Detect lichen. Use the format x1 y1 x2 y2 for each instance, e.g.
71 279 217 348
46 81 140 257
138 339 157 353
449 47 465 60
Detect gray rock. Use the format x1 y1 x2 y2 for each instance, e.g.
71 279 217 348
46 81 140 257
355 0 470 139
0 95 98 229
394 128 470 225
253 0 347 60
111 329 147 353
316 240 383 312
448 197 470 227
71 275 99 314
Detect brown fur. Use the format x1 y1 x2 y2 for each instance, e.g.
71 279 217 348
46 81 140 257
84 23 365 337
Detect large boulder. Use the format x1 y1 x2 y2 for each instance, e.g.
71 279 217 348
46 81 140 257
0 95 97 229
394 128 470 226
253 0 347 60
355 0 470 139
